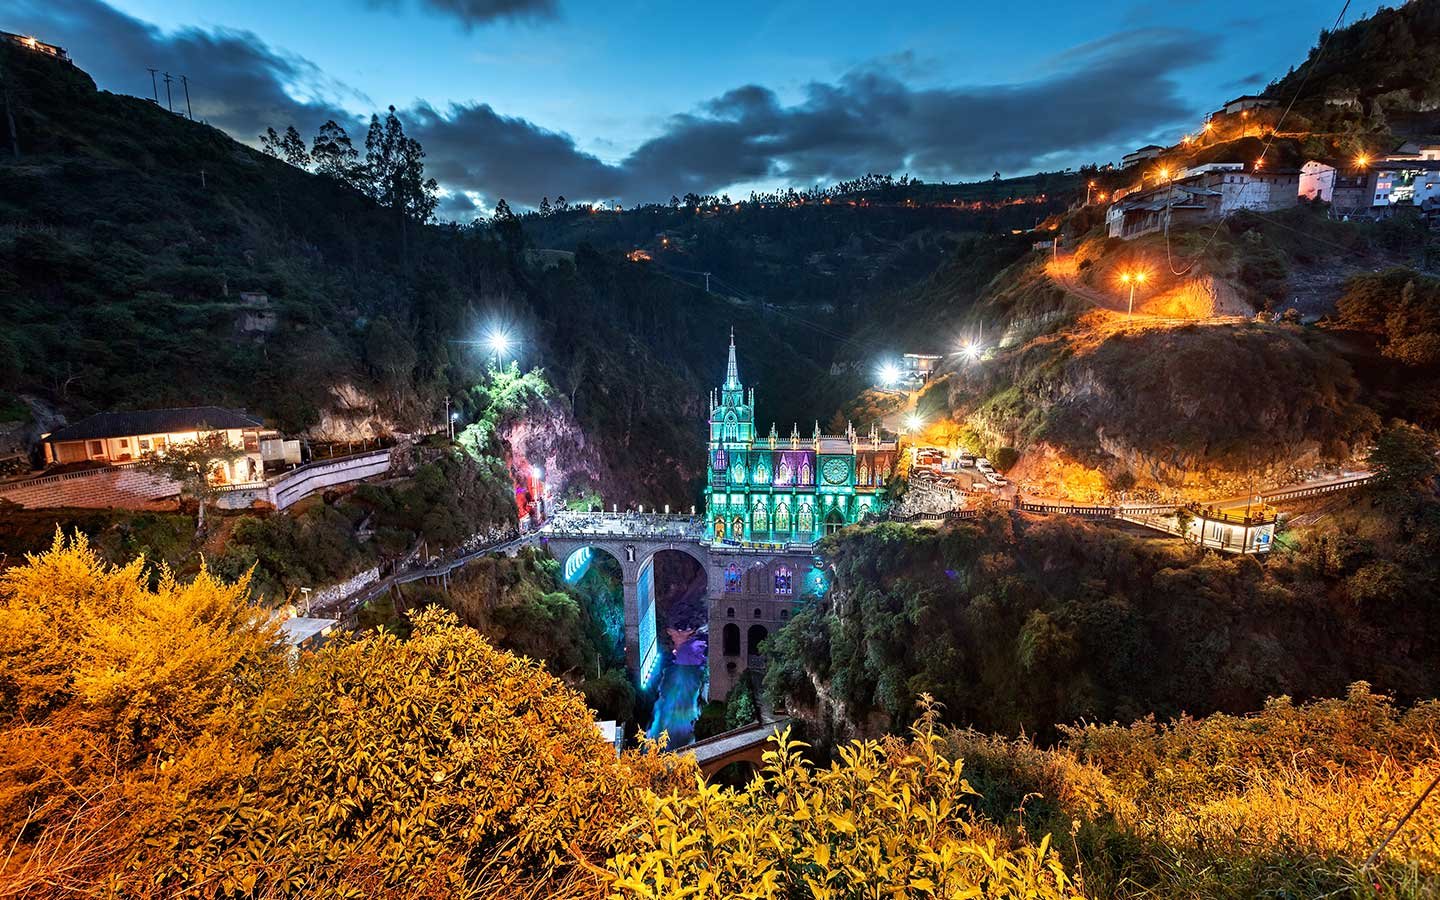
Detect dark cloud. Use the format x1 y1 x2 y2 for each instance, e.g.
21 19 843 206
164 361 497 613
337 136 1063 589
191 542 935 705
363 0 557 30
10 0 356 142
11 1 1217 218
422 27 1216 211
1225 72 1268 90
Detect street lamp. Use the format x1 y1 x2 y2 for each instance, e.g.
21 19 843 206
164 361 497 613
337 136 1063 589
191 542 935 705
961 341 982 361
485 327 514 368
1355 153 1371 169
1120 270 1148 321
904 414 923 433
1086 181 1096 205
878 362 901 387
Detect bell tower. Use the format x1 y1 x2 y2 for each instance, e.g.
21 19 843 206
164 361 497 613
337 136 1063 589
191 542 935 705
707 330 754 541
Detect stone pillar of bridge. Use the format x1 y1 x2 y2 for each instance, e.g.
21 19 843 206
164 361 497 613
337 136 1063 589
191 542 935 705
622 562 640 674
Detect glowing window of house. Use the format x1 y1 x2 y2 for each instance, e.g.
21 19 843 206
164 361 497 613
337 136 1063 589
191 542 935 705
775 566 793 596
724 565 741 593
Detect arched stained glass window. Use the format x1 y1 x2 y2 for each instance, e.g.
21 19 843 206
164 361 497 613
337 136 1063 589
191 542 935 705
754 463 768 484
858 461 869 484
752 500 768 531
797 504 814 532
714 516 727 540
774 566 793 596
774 502 791 531
732 516 745 539
730 463 745 484
777 462 791 484
800 461 812 484
724 564 741 592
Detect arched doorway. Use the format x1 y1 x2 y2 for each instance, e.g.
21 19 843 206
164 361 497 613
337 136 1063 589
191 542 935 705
644 548 709 748
722 623 741 656
824 508 846 535
747 624 768 660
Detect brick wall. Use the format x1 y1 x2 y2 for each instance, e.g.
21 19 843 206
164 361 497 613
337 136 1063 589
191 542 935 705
0 465 179 510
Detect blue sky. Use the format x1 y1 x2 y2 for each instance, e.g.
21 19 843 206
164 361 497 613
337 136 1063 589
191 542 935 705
11 0 1386 215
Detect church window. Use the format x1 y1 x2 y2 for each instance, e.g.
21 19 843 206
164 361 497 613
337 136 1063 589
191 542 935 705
797 504 814 532
754 463 767 484
714 517 727 540
724 565 741 593
730 463 745 484
732 515 745 538
859 461 869 484
752 500 768 531
712 449 727 470
777 462 791 484
774 502 791 531
775 566 793 596
800 461 812 484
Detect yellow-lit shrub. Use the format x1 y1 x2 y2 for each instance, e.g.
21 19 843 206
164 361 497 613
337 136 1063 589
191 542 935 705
605 699 1081 900
130 607 694 898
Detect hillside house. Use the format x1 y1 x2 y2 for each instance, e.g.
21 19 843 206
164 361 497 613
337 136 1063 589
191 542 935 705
1106 162 1303 239
1217 94 1278 116
42 407 275 484
1121 145 1165 167
1 31 70 62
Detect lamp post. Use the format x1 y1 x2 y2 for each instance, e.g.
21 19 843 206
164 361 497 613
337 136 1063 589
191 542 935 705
1086 181 1095 205
1120 271 1148 321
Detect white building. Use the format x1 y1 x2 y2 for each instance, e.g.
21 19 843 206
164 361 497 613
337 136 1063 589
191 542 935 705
41 407 276 485
1219 95 1278 116
1121 144 1165 167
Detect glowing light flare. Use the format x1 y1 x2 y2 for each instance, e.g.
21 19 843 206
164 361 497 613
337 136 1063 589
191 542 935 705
486 328 513 356
1119 270 1149 285
1355 154 1371 168
961 341 982 361
878 362 901 386
904 414 923 432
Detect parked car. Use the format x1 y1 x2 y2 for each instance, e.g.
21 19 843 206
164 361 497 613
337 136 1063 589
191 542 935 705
987 473 1008 486
976 458 993 472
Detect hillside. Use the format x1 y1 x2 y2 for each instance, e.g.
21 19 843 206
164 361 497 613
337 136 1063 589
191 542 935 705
0 43 858 504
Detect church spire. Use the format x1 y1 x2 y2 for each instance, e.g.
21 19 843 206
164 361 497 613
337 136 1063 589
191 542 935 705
725 327 740 389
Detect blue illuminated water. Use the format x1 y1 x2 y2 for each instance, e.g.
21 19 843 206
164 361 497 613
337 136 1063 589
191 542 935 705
647 654 705 747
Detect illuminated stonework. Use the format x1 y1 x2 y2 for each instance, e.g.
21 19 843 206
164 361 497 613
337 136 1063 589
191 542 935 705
706 333 897 544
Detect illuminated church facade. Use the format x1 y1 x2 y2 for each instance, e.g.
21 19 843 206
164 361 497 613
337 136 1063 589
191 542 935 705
705 333 897 546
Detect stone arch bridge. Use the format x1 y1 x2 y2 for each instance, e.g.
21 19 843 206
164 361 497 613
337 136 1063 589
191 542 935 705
535 511 819 702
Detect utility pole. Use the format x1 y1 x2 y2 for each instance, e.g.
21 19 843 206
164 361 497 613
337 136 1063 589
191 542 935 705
704 271 711 293
444 396 452 440
162 72 173 112
180 74 193 120
146 68 159 103
199 168 206 189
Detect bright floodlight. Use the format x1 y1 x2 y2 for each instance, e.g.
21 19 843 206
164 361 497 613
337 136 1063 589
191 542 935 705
962 342 981 361
531 465 544 481
486 329 512 356
879 363 901 386
905 414 923 432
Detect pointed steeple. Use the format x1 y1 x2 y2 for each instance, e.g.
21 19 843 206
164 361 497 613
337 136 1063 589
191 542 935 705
724 327 740 389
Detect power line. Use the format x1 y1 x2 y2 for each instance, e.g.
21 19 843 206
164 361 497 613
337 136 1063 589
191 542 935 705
1162 0 1354 277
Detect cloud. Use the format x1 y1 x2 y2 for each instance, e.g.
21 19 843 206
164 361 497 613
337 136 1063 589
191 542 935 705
363 0 558 30
12 0 1217 217
9 0 358 142
415 27 1217 211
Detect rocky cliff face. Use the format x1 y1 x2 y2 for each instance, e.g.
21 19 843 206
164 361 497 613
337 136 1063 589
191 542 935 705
947 322 1379 499
497 396 603 503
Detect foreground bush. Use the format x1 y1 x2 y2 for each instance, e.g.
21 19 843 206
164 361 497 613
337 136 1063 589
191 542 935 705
607 700 1080 899
948 685 1440 898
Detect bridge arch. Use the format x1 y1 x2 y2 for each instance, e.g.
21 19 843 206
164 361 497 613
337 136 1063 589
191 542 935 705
559 543 625 585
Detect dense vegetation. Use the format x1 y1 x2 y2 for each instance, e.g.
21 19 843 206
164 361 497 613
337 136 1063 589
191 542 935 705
0 538 1079 898
765 457 1440 741
0 43 856 504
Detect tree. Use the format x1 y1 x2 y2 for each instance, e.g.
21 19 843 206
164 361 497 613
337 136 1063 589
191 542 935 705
259 126 282 157
135 432 246 535
539 196 552 216
280 124 311 169
365 106 439 223
311 119 363 188
491 198 524 251
1367 422 1440 498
